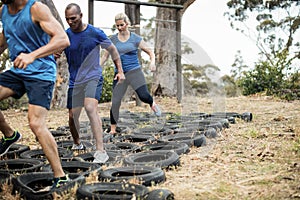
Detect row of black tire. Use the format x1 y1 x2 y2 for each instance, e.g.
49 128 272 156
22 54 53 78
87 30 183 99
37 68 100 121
0 111 252 199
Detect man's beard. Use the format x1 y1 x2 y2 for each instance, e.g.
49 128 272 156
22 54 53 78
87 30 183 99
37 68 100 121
1 0 15 4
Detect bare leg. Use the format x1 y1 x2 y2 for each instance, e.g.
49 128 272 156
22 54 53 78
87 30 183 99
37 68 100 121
0 86 16 137
84 98 104 151
0 111 14 137
68 107 82 145
110 124 117 134
28 104 65 178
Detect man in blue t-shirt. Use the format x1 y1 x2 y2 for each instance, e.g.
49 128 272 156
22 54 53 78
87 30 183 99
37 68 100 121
62 3 124 164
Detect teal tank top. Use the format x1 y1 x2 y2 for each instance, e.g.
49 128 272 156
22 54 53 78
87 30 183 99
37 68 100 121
1 0 56 82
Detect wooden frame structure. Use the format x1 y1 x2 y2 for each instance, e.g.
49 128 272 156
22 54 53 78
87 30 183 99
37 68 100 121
88 0 184 102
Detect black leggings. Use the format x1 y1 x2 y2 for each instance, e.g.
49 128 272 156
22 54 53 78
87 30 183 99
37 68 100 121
110 68 153 125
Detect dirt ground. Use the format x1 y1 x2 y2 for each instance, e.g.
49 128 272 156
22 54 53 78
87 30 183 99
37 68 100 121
1 95 300 200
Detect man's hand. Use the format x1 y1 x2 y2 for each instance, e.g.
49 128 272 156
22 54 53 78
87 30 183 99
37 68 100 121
54 52 62 60
13 53 35 69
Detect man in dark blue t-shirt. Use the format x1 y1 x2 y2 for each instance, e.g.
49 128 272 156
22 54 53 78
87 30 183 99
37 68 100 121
62 3 124 163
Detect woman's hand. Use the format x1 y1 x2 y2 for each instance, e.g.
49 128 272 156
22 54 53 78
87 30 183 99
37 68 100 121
150 61 156 72
115 71 126 83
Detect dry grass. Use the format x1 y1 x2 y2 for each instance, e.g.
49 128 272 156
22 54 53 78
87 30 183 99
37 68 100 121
0 95 299 199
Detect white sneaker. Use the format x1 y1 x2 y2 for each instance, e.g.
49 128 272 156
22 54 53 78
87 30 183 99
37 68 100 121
93 150 109 164
71 143 86 150
151 103 162 117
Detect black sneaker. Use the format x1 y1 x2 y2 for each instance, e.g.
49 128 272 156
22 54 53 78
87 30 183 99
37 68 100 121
51 174 70 189
0 131 22 157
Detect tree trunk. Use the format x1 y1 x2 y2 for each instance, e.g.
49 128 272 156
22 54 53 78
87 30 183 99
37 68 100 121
153 0 195 98
40 0 69 108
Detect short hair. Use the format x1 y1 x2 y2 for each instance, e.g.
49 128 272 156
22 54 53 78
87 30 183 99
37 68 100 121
65 3 81 14
115 13 131 26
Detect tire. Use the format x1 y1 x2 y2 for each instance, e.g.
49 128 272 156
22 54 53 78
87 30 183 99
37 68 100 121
0 158 44 174
145 188 175 200
204 128 218 138
41 160 102 177
12 172 85 200
1 143 30 159
20 148 73 162
210 112 240 119
75 150 123 165
198 119 223 131
193 133 207 147
210 118 230 128
56 140 94 150
103 132 113 143
113 142 141 153
164 124 181 130
173 127 199 134
118 134 156 144
241 112 253 122
104 143 117 150
99 166 166 186
123 150 180 169
133 126 169 135
50 129 68 137
140 142 190 155
159 133 206 147
76 182 149 200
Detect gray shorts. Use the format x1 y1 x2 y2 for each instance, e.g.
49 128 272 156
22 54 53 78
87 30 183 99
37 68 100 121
67 78 103 109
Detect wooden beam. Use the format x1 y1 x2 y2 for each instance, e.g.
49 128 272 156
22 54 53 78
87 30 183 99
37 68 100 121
94 0 183 9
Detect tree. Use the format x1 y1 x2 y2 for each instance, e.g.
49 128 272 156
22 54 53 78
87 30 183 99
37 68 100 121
225 0 300 63
40 0 69 108
225 0 300 98
153 0 195 99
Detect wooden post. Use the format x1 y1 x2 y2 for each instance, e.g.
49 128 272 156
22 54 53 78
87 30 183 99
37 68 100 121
176 9 182 103
88 0 94 25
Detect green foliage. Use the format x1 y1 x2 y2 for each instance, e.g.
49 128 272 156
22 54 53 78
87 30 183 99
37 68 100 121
235 58 300 100
0 96 28 110
0 49 11 72
100 64 115 103
226 0 300 100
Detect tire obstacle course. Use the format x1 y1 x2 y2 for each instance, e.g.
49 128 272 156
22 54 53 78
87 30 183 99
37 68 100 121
0 110 252 199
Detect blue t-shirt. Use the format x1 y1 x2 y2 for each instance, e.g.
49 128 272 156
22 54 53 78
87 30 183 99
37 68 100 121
1 0 56 82
65 24 112 87
110 32 142 73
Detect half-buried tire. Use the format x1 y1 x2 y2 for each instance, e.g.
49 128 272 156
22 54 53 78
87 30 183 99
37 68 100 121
145 188 175 200
76 182 149 200
12 172 85 200
0 159 44 174
123 150 180 169
99 166 165 186
140 142 190 155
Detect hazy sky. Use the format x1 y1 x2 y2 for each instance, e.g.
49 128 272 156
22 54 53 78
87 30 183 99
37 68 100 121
53 0 260 75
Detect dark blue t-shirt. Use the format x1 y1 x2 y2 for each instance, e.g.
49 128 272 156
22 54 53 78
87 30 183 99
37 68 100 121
65 24 112 87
